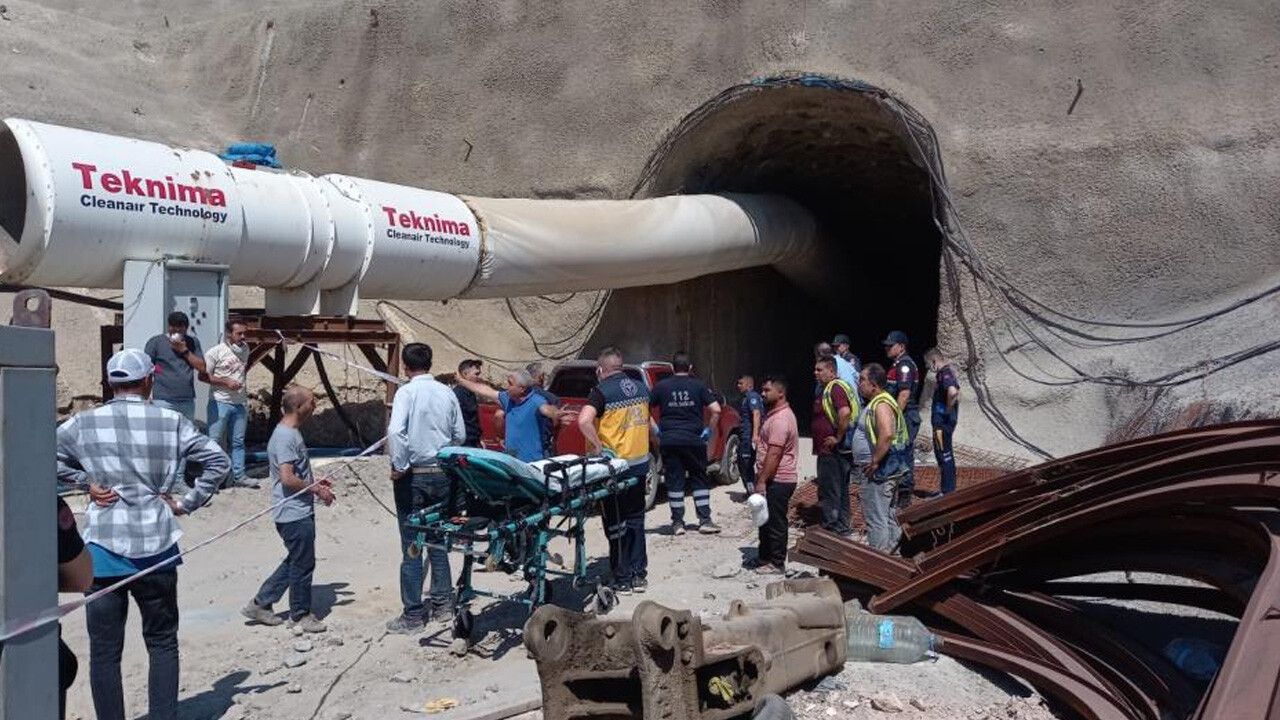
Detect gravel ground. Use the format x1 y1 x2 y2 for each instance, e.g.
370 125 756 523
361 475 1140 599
59 453 1069 720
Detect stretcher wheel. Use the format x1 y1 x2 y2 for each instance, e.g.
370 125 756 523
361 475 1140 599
526 578 553 605
452 608 475 640
593 585 618 614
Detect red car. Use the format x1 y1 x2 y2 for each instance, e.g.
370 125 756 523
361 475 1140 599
479 360 742 508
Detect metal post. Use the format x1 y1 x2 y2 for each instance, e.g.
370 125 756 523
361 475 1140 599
0 292 58 719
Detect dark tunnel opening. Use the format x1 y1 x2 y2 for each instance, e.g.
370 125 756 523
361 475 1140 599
589 76 946 426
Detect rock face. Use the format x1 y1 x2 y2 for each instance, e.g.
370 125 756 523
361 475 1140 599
4 0 1278 457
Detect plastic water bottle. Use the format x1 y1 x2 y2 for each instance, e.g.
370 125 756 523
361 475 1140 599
747 493 769 527
845 605 939 663
1163 638 1223 681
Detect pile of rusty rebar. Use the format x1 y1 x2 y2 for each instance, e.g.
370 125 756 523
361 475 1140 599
792 419 1280 720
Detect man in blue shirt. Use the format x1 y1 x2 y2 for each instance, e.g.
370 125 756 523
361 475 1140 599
526 362 562 458
458 368 566 462
386 343 466 634
832 333 860 388
650 352 722 535
735 375 764 495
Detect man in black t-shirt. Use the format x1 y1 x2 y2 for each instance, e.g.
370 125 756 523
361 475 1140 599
453 359 483 447
650 352 722 535
57 496 92 719
143 311 205 421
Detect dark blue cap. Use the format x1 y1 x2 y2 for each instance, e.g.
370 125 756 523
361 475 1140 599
882 330 909 346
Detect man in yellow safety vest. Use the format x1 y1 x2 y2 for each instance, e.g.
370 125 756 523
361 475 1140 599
811 356 858 535
856 363 910 552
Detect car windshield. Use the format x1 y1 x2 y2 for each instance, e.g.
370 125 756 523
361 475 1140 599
549 366 646 398
548 367 598 398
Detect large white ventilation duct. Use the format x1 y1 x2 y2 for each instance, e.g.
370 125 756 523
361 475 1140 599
0 119 817 313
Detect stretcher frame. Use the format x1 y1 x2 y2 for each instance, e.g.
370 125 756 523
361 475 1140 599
404 449 638 646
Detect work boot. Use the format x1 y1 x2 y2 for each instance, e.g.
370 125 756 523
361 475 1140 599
226 475 261 490
291 613 327 633
240 601 283 626
428 603 456 624
385 614 426 635
895 487 913 509
698 521 722 535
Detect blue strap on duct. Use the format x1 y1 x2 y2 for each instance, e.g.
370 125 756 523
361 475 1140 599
220 142 282 169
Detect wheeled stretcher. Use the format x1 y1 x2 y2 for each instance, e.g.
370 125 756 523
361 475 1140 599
403 447 638 648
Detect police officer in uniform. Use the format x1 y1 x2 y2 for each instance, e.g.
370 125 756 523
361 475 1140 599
925 348 962 495
883 330 921 508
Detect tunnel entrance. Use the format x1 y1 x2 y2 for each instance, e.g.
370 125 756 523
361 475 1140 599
589 75 947 421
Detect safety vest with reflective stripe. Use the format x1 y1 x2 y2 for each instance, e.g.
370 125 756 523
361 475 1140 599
821 379 859 428
864 391 908 450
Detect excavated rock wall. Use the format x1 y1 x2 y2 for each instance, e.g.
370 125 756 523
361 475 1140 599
2 0 1278 456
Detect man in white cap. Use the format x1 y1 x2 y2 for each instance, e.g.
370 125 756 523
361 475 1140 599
56 348 230 720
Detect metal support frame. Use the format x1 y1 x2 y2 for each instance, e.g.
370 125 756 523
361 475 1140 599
0 291 57 719
234 313 401 435
100 312 402 438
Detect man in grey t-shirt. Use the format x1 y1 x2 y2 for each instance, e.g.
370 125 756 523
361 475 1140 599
241 386 334 632
143 311 205 420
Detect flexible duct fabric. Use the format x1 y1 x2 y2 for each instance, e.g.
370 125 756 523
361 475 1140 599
459 193 817 298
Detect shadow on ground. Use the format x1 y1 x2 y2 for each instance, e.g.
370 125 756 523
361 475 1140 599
172 670 285 719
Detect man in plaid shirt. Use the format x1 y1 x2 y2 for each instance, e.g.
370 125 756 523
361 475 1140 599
56 348 229 720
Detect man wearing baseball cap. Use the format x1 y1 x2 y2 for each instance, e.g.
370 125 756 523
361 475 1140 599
56 348 230 720
883 331 922 508
831 334 861 388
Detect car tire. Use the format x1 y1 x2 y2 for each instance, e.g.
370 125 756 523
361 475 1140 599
644 451 662 510
716 432 742 486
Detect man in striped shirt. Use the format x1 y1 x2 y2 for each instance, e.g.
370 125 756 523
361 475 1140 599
56 348 229 720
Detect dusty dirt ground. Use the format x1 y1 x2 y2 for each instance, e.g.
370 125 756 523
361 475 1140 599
58 452 1061 720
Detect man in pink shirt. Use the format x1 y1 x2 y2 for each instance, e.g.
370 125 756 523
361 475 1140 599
751 376 799 574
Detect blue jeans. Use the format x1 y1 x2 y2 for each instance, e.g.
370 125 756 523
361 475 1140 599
86 572 180 720
151 398 195 421
601 464 648 584
394 471 453 620
206 400 247 478
254 516 316 621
